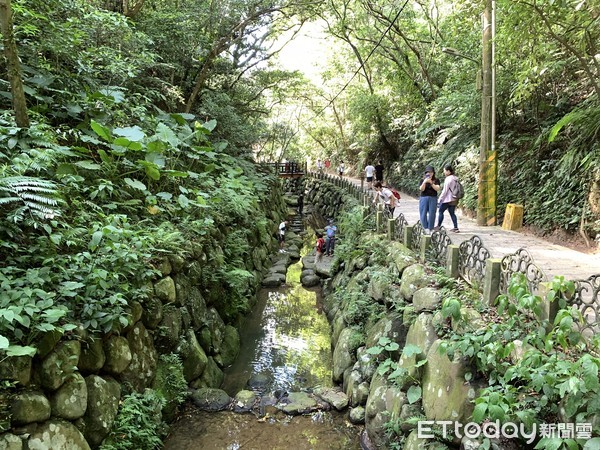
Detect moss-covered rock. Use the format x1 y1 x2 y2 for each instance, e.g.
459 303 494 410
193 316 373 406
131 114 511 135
40 340 81 391
49 372 87 420
178 329 208 382
399 264 430 301
10 391 51 425
27 420 90 450
332 327 363 383
397 313 438 389
83 375 120 447
120 322 158 392
154 276 176 304
103 336 132 375
422 340 478 423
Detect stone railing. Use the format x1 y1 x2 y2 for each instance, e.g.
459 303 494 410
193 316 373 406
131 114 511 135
307 172 600 332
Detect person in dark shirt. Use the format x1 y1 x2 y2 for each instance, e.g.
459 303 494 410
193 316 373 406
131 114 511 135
297 193 304 215
374 161 384 182
419 165 441 234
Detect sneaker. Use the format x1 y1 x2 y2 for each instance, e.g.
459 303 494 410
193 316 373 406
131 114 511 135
433 226 440 231
451 228 460 233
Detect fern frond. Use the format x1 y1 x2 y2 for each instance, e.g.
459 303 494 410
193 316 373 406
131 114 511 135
0 175 61 222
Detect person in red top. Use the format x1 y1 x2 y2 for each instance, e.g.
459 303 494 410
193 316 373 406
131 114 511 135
315 232 325 262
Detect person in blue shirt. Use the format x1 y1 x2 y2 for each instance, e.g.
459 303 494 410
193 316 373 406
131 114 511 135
324 219 337 257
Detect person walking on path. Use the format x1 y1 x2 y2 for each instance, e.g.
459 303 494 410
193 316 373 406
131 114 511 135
373 181 397 217
375 161 384 183
324 219 337 256
316 159 323 173
278 220 289 252
315 232 325 262
419 165 440 234
338 162 345 177
365 163 375 189
436 165 460 232
297 192 304 215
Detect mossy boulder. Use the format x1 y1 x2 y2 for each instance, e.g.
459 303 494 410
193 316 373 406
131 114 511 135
103 336 132 375
397 313 438 389
178 329 208 382
10 390 51 425
119 322 158 392
27 420 90 450
332 328 363 383
40 340 81 391
422 340 478 423
399 264 430 301
154 276 176 304
49 372 87 420
83 375 120 448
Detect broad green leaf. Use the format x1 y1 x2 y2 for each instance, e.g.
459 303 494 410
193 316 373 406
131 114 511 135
113 126 145 141
155 123 180 147
145 152 166 168
472 402 487 422
147 140 166 153
407 385 422 404
145 165 161 181
0 334 9 349
584 438 600 450
203 119 217 132
56 163 76 175
6 345 36 357
402 344 422 357
178 194 189 208
488 405 505 421
124 178 147 192
74 161 102 170
90 230 103 250
90 120 112 142
113 137 143 151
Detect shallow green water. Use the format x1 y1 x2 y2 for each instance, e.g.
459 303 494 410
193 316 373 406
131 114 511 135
221 259 333 395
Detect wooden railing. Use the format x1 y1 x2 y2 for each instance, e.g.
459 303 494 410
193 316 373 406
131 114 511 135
262 162 307 176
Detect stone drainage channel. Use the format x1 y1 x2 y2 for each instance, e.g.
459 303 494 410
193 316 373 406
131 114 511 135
163 214 362 450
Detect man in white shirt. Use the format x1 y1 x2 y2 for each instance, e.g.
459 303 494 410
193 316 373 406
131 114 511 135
278 220 288 252
364 163 375 189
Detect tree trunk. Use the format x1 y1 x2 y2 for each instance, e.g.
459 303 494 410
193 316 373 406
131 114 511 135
0 0 29 128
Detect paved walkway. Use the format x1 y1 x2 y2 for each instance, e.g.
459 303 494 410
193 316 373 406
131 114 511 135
344 176 600 281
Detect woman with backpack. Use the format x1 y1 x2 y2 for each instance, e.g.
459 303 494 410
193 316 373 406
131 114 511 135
373 181 397 217
435 164 460 233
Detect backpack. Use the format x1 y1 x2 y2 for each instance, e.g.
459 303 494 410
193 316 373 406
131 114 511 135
391 189 401 200
316 238 325 252
452 179 464 200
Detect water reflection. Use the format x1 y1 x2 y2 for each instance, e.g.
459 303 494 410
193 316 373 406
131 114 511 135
222 260 333 396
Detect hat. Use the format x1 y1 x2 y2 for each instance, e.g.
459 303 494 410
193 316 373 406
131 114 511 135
424 165 434 173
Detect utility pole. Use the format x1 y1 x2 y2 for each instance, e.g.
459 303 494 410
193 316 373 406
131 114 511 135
477 0 496 226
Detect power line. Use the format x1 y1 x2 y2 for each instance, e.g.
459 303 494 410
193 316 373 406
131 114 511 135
317 0 410 114
299 0 410 129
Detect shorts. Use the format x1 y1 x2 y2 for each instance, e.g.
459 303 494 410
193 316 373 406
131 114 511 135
278 234 285 243
366 176 373 182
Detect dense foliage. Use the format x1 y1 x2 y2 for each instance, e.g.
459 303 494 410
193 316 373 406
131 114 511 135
0 0 302 358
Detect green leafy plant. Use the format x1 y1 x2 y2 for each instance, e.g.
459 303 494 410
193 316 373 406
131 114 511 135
99 390 166 450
